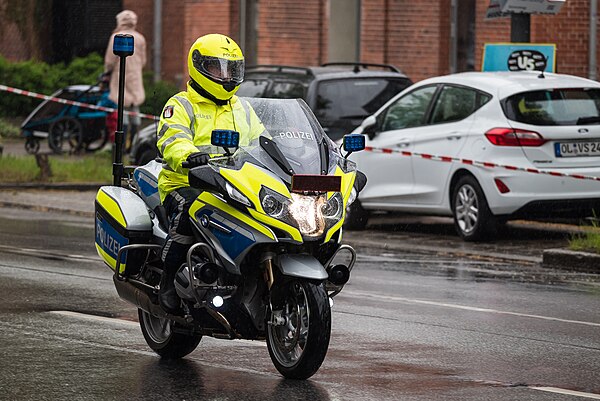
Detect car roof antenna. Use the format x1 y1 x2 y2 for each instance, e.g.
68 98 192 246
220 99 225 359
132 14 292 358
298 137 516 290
538 56 547 79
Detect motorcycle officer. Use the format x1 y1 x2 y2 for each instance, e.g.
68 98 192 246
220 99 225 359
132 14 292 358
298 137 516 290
157 33 265 314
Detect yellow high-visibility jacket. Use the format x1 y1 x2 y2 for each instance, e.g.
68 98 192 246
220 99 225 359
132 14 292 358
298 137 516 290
157 83 265 201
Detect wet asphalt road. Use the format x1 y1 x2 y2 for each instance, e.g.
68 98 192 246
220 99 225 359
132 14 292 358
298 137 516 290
0 207 599 400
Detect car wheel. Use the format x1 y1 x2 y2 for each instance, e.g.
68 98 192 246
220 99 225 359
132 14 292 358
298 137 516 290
343 199 369 231
451 175 497 241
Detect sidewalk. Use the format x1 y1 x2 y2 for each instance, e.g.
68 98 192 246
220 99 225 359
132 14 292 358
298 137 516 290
0 188 97 217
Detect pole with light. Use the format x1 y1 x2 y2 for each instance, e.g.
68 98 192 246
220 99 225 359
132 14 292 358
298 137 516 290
112 34 134 186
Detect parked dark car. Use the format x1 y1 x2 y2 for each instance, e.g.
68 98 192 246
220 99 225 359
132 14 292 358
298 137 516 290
237 63 412 140
128 122 156 165
130 62 411 165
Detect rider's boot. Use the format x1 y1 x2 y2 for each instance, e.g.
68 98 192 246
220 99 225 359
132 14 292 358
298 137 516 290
158 267 182 315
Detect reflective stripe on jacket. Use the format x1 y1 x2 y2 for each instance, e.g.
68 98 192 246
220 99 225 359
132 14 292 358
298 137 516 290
157 82 265 201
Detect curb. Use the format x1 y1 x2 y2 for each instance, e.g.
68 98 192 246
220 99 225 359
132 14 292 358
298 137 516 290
0 201 94 218
344 237 541 266
542 248 600 274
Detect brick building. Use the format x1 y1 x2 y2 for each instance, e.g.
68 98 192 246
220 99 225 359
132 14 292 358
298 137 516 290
1 0 598 86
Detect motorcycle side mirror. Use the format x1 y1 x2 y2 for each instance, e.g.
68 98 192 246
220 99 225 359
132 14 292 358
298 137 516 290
342 134 366 158
360 115 378 140
211 129 240 156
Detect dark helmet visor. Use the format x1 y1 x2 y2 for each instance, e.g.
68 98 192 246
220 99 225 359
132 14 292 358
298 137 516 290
192 51 244 85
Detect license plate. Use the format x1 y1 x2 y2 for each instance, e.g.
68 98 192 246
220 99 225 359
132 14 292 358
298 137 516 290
554 141 600 157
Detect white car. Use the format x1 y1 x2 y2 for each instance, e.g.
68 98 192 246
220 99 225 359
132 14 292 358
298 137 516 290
347 71 600 241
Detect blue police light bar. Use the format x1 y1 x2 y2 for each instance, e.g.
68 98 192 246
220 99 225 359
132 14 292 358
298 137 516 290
113 34 134 57
343 134 366 152
211 129 240 148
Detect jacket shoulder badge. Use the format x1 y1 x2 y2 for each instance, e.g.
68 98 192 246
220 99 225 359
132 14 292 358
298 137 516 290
162 105 174 118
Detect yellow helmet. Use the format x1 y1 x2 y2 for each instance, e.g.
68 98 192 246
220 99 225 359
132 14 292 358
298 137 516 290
188 34 245 101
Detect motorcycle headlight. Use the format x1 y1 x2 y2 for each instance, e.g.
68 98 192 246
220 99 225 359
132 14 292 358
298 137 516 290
322 193 343 220
261 193 284 217
289 193 326 237
259 188 345 238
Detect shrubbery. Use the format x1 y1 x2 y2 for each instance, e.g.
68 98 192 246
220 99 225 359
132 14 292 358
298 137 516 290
0 53 179 119
141 71 179 117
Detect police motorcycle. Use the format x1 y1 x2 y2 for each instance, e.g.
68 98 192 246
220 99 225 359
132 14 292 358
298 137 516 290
94 33 367 381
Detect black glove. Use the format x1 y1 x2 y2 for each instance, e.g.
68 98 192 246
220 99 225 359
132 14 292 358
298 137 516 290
185 152 210 168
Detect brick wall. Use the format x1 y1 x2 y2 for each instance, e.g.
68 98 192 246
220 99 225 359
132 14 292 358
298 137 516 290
474 0 511 72
360 0 386 65
474 0 598 79
257 0 326 65
532 0 592 77
3 0 594 86
361 0 452 82
0 0 52 61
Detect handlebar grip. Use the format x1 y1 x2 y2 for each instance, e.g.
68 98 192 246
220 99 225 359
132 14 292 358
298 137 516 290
181 161 190 168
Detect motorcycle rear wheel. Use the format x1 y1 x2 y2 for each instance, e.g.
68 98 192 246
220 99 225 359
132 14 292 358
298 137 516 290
267 280 331 379
138 309 202 359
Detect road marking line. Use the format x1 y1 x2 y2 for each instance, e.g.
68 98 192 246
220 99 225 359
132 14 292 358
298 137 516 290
0 244 100 263
530 386 600 399
345 290 600 328
48 310 137 326
0 322 274 377
47 310 267 348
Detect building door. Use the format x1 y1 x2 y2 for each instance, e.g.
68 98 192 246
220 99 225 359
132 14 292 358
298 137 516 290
451 0 476 72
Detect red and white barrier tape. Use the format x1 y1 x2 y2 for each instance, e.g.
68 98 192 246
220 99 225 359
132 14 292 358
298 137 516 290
0 84 158 120
364 146 600 182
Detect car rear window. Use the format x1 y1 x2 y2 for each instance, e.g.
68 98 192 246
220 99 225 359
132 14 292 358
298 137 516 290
237 79 269 97
315 77 411 139
503 88 600 126
270 81 306 99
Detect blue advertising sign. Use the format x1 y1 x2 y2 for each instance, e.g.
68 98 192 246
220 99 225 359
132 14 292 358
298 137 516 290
482 43 556 73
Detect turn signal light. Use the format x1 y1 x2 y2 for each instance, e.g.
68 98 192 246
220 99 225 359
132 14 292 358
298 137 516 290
485 128 546 147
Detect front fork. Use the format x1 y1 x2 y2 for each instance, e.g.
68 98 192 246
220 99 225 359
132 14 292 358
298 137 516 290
262 252 286 327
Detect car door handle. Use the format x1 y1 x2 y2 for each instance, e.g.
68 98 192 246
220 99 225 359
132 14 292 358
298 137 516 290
447 133 462 140
396 139 410 148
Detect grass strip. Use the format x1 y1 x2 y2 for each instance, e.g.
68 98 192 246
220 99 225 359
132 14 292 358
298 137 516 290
0 152 113 183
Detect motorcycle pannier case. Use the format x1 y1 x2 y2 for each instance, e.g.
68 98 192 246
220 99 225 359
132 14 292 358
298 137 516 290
95 186 153 276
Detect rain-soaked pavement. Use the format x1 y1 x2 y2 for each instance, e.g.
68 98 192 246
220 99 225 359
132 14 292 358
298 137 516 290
0 206 599 400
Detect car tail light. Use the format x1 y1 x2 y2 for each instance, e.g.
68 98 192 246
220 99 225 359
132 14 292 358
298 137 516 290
494 178 510 194
485 128 546 147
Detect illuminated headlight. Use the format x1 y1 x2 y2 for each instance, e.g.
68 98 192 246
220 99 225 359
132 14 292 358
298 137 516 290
226 182 251 207
289 193 326 237
259 188 345 238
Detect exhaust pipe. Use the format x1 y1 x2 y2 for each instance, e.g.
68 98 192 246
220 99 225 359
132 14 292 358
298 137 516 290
112 276 189 325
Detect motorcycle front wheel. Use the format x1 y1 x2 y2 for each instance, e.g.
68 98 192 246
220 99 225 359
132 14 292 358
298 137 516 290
138 309 202 359
267 280 331 379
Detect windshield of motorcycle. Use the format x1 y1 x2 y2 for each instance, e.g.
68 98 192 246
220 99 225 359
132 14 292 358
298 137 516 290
211 97 356 180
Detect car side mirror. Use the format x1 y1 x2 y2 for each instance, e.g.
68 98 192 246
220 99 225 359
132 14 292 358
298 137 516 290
360 115 377 140
211 129 239 155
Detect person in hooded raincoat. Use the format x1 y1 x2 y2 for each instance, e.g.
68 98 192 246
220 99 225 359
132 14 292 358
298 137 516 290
104 9 147 151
